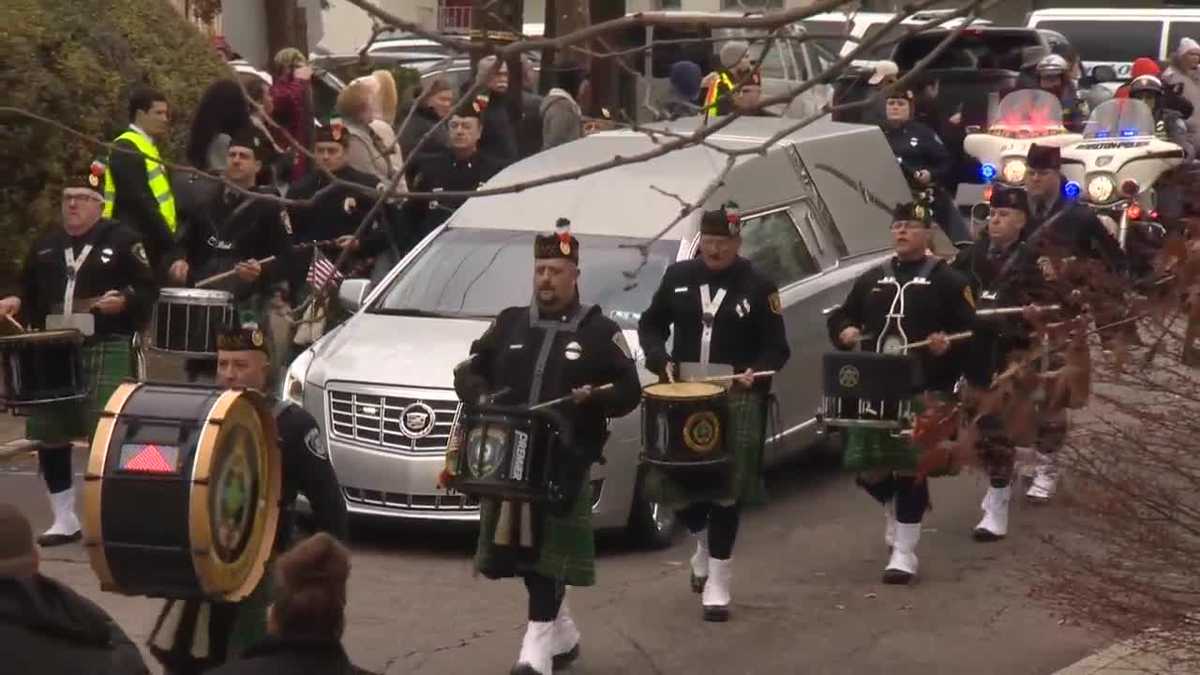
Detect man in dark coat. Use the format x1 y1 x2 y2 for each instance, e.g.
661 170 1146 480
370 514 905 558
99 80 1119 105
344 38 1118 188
0 503 149 674
452 220 641 675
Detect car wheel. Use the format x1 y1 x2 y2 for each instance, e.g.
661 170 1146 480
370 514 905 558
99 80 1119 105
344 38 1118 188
627 467 677 550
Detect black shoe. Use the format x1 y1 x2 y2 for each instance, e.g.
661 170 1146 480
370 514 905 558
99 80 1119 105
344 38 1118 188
690 571 707 593
37 530 81 547
973 527 1004 542
882 569 914 585
702 605 730 622
552 643 580 669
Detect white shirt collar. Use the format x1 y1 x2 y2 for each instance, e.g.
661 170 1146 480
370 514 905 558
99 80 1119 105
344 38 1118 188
129 124 151 140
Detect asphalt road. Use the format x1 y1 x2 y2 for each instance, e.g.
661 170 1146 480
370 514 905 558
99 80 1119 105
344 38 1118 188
0 426 1104 675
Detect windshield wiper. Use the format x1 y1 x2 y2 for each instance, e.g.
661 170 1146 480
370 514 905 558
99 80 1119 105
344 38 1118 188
370 307 493 320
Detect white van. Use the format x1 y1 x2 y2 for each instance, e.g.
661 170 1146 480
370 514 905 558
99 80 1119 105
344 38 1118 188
1027 8 1200 79
802 9 992 70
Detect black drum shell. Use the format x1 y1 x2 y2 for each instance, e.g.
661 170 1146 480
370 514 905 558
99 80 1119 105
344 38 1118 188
0 332 86 408
641 385 729 467
151 290 235 357
449 407 557 503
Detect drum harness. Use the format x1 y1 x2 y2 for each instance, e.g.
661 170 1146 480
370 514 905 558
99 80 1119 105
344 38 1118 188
875 257 940 356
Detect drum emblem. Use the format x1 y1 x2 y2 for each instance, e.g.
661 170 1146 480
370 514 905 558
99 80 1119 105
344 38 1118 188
400 402 436 439
838 365 860 389
683 411 721 454
210 429 258 562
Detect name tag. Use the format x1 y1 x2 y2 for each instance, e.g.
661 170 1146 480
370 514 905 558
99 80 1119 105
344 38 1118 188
674 287 689 293
508 344 523 350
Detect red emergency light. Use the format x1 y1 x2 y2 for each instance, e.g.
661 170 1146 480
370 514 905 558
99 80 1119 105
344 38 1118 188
119 443 178 474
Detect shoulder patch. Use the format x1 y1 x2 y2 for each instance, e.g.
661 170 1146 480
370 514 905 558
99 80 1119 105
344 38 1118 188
131 242 149 267
963 285 975 309
280 209 293 235
612 331 632 359
304 427 328 459
768 292 782 315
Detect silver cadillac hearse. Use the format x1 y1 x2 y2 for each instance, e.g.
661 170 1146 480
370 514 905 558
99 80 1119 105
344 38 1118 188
284 116 911 548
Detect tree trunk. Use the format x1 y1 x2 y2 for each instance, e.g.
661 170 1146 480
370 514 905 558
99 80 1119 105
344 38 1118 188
471 0 525 140
586 0 624 120
542 0 590 95
263 0 308 60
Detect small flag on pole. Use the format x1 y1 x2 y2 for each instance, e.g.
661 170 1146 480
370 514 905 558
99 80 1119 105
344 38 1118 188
306 248 344 292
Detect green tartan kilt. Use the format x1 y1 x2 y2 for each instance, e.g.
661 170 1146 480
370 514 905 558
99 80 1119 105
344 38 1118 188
474 471 596 587
643 390 769 509
25 336 135 444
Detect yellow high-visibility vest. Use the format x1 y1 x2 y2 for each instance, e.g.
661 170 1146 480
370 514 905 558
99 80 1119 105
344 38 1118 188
102 128 177 233
703 71 736 116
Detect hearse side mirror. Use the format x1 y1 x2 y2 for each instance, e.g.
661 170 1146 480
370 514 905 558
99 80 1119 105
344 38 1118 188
1090 65 1118 83
338 278 371 312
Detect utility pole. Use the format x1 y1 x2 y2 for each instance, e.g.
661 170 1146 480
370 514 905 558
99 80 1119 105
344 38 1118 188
586 0 625 121
543 0 590 94
263 0 309 60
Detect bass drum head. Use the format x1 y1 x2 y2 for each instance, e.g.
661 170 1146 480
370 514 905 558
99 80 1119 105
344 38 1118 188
190 389 281 601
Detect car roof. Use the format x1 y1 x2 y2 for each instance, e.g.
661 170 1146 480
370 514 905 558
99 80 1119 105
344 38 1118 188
448 117 880 240
1029 8 1200 19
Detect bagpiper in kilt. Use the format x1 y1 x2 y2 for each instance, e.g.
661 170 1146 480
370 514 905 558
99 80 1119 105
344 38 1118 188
452 219 640 675
0 156 158 548
826 200 974 585
637 204 790 622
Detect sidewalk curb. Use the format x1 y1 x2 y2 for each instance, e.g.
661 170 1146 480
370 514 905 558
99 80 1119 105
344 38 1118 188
1055 641 1190 674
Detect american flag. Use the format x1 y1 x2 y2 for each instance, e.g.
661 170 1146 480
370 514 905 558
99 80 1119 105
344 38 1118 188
306 248 344 292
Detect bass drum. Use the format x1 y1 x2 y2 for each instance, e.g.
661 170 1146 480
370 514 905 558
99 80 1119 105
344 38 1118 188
82 382 281 601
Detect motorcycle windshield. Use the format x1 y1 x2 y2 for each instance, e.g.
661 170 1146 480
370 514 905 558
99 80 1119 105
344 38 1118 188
987 89 1066 137
1083 99 1155 139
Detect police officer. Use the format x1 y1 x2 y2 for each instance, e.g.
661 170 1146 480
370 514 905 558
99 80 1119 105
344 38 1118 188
880 89 968 242
1129 75 1195 159
1036 54 1088 133
953 186 1049 540
451 220 640 675
638 204 790 621
149 322 348 675
166 127 295 380
0 158 158 547
404 100 508 247
826 201 975 584
1024 144 1126 274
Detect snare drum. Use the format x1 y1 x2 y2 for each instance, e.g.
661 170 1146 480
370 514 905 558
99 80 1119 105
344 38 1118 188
448 405 567 503
0 330 87 409
641 381 729 468
151 288 236 358
820 352 918 430
82 382 281 601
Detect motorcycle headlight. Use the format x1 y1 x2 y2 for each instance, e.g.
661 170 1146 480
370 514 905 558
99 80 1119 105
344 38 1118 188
465 425 507 478
280 347 315 405
1001 158 1027 184
1087 174 1116 203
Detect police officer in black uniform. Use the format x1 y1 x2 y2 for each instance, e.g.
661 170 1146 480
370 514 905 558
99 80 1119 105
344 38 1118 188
403 100 508 247
452 220 640 675
880 89 968 242
826 201 975 585
166 127 295 380
149 322 347 675
0 157 158 548
638 204 791 621
953 186 1050 541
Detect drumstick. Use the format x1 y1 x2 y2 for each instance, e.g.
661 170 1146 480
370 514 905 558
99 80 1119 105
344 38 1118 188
903 331 973 352
194 256 277 289
528 383 615 411
701 369 777 383
975 304 1061 317
4 314 23 333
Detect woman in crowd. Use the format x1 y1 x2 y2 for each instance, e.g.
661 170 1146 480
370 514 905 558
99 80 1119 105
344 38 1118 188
186 79 251 173
269 47 315 181
336 71 405 186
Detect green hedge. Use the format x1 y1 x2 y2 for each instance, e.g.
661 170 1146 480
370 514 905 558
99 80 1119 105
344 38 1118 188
0 0 230 293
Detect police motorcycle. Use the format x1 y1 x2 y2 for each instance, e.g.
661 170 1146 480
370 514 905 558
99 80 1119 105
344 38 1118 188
1059 97 1185 268
959 89 1083 230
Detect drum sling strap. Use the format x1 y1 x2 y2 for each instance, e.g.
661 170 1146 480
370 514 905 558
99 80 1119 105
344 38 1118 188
875 257 938 354
698 284 728 371
491 303 594 549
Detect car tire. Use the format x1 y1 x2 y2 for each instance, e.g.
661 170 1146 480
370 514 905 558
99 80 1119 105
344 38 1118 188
626 467 677 550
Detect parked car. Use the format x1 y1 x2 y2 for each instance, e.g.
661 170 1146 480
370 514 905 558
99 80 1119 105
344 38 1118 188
802 9 992 72
283 116 914 547
1027 7 1200 81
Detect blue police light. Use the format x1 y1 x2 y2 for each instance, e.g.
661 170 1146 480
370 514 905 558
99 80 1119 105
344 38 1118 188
1120 128 1137 137
980 163 998 182
1063 181 1082 200
1094 130 1111 139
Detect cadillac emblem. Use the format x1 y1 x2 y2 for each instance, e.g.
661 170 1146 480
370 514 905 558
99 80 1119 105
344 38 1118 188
399 402 436 439
682 411 721 454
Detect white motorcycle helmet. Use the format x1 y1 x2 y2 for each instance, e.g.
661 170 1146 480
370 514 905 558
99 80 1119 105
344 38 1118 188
1037 54 1070 77
1129 74 1164 98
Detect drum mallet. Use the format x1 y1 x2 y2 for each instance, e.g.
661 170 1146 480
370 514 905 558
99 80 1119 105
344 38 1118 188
3 315 23 333
194 256 277 289
529 383 615 411
903 331 973 352
975 304 1061 317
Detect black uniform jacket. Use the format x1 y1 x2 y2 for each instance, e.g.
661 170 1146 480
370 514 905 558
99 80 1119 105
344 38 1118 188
274 400 349 550
952 236 1048 387
1025 193 1127 276
826 255 974 393
170 186 295 300
285 165 380 299
637 257 790 394
18 219 157 336
403 149 507 246
881 120 953 188
108 136 175 271
207 637 370 675
0 575 149 675
454 300 641 481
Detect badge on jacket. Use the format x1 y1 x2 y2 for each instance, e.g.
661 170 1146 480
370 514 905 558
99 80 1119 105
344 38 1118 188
768 292 782 315
564 341 583 361
305 427 328 459
343 196 357 214
131 243 150 267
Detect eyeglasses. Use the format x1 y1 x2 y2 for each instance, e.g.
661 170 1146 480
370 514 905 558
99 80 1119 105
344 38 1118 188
889 222 928 231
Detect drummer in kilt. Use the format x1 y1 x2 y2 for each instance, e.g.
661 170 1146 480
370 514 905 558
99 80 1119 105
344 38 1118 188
826 200 974 584
953 186 1047 541
148 321 348 675
637 204 791 621
0 157 158 546
451 219 641 675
